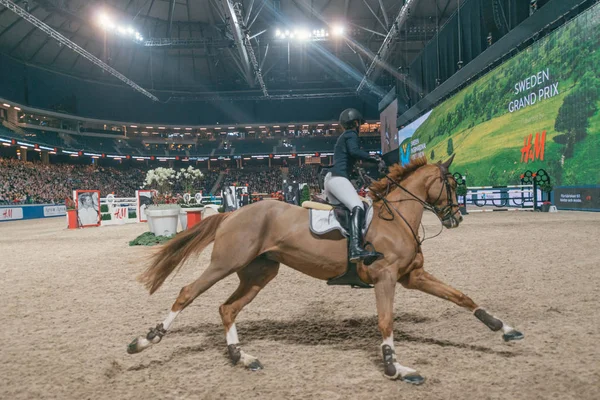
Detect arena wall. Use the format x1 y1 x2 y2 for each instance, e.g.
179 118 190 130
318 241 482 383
0 204 66 222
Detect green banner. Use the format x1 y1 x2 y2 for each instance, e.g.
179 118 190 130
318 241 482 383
400 3 600 186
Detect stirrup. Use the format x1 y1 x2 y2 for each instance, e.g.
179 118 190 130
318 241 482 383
327 261 373 289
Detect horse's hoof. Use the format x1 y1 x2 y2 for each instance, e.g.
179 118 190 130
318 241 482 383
246 360 263 371
503 330 524 342
127 338 140 354
401 374 425 385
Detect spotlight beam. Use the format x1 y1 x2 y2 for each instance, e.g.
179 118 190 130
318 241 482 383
166 0 176 37
361 0 388 33
0 0 159 101
357 0 418 94
377 0 390 28
350 22 387 38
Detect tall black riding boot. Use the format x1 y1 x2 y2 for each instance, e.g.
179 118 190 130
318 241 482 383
349 206 383 266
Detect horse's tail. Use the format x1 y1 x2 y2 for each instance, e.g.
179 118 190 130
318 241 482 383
138 213 230 294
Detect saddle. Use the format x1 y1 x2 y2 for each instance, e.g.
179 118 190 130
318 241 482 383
302 197 372 237
302 197 375 289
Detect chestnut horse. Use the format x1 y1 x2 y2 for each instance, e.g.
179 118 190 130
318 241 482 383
127 157 523 384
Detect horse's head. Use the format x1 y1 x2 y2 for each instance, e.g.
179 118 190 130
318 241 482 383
425 155 462 229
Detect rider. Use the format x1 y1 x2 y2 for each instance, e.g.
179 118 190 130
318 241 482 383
324 108 383 267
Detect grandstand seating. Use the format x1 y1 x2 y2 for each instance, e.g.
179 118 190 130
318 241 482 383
231 139 276 154
292 137 338 152
212 148 232 156
0 124 380 158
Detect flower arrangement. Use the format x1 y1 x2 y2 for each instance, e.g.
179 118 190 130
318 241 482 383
176 166 204 194
144 167 176 193
65 196 77 210
144 167 177 207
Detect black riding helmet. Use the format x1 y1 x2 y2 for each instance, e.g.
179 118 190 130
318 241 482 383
339 108 365 130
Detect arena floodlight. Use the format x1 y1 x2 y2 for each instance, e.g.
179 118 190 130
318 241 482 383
332 25 345 36
97 12 110 28
298 29 310 40
2 103 10 107
275 29 281 37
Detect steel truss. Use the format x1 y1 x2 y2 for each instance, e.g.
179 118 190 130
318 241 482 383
0 0 159 101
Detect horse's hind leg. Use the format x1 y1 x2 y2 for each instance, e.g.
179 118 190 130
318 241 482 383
127 257 250 354
400 267 524 342
219 256 280 370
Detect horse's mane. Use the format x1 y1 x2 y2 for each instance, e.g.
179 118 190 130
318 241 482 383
368 157 428 201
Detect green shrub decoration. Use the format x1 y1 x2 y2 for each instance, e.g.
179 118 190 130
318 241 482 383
300 185 310 204
128 211 137 219
100 204 109 213
101 213 112 221
456 185 467 196
129 231 175 246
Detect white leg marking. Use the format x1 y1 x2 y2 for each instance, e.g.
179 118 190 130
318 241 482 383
162 310 180 331
381 334 418 379
501 324 514 334
226 323 239 345
383 334 394 349
135 337 153 350
239 350 260 367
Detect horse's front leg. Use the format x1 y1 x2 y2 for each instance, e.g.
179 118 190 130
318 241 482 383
400 268 524 342
374 271 425 384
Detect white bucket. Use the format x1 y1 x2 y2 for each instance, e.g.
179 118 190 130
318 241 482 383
146 207 180 236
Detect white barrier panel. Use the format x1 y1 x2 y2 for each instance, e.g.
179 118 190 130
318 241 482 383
463 185 537 210
100 195 138 226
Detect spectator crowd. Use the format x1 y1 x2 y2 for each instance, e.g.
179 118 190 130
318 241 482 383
0 158 147 204
288 165 320 187
220 167 283 194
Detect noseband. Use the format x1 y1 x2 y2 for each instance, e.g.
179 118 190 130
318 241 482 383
365 165 461 248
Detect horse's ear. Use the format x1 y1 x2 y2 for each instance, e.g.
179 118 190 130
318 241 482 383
441 154 455 171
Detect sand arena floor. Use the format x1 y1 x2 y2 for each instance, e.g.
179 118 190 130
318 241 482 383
1 211 599 400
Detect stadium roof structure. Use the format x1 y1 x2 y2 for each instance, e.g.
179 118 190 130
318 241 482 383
0 0 456 101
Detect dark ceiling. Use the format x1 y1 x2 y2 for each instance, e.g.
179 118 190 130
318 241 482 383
0 0 457 98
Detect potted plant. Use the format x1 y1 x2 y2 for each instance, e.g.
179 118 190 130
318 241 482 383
143 167 180 236
66 196 78 229
176 167 205 230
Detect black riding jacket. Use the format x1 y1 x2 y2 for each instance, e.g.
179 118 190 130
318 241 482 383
329 129 375 179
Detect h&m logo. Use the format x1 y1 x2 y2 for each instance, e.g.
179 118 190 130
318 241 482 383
520 131 546 163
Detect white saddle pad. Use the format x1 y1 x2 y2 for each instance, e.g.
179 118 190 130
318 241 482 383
309 199 373 237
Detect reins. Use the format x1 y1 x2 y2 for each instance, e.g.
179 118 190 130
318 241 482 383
358 166 460 249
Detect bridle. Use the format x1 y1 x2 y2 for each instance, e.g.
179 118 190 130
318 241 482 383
361 165 461 249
